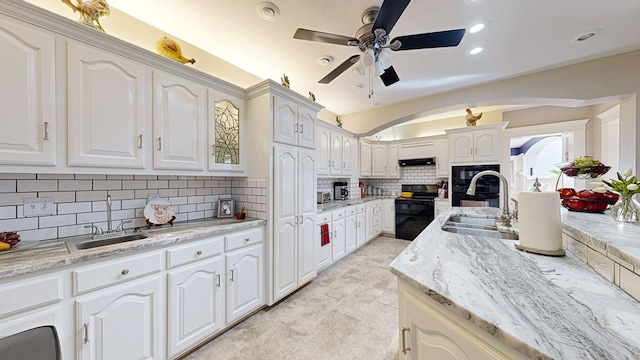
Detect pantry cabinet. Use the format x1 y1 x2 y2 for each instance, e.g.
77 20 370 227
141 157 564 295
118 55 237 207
67 42 149 169
0 15 56 166
153 71 207 171
272 144 316 302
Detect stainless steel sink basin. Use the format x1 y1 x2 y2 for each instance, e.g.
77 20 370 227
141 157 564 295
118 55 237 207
446 215 497 226
66 232 150 252
441 225 519 240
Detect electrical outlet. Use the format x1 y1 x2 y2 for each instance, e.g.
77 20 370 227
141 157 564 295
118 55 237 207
23 197 56 217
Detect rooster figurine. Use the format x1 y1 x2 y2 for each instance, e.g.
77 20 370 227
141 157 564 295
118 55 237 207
61 0 110 32
155 37 196 65
465 108 482 127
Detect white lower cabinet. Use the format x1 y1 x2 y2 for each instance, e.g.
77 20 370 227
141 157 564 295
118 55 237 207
166 237 225 358
331 209 346 262
365 202 375 242
76 275 163 360
345 211 357 255
373 200 382 237
315 212 332 272
382 199 395 235
226 243 264 324
399 280 526 360
356 205 366 248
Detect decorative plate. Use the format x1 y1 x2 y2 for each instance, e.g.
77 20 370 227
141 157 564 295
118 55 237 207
144 199 175 225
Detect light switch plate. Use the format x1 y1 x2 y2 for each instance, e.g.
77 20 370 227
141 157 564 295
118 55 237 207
23 197 56 217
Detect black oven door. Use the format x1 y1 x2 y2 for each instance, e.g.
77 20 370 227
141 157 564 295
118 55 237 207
395 199 434 240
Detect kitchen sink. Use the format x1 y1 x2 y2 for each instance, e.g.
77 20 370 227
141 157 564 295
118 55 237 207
446 215 498 227
441 225 519 240
66 232 150 252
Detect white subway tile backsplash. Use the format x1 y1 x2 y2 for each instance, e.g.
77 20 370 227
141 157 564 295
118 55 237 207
18 180 57 192
0 174 267 242
93 180 122 190
77 191 108 202
39 214 76 228
58 202 92 214
0 180 16 193
59 180 93 191
0 217 39 231
0 192 37 206
0 206 16 219
19 228 58 241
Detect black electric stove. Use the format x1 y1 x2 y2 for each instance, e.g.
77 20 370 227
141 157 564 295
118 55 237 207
395 184 438 240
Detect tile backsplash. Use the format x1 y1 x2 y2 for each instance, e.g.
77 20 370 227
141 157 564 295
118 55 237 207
0 174 266 242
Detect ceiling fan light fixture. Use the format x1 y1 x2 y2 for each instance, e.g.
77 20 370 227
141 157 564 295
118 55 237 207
353 60 366 76
374 61 385 77
377 49 394 68
362 48 376 67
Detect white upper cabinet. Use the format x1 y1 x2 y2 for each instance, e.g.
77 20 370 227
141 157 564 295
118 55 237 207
316 126 331 175
398 140 436 160
387 143 400 178
436 138 449 177
330 132 343 174
447 124 504 164
67 42 149 169
342 137 354 176
316 123 355 177
153 71 207 171
0 16 56 166
273 95 316 149
372 143 388 177
360 141 372 177
207 89 246 174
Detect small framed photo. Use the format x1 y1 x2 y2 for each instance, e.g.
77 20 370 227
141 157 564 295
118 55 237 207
217 198 234 218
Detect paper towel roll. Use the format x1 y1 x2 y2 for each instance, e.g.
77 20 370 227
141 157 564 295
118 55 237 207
517 191 563 252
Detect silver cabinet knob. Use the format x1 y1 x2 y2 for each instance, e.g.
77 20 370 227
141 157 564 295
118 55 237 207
121 269 130 275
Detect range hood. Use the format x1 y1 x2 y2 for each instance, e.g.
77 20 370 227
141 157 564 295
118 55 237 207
398 157 436 166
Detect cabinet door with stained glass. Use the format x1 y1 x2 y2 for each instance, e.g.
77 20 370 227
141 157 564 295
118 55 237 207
208 90 245 174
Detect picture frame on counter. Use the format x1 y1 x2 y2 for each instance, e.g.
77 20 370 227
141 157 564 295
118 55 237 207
217 198 234 218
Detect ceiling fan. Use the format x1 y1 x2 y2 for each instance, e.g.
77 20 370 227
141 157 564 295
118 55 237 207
293 0 466 87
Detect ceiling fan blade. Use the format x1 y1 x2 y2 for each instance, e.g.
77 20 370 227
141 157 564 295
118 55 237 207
373 0 411 34
294 28 358 46
380 66 400 87
319 55 361 84
392 28 466 50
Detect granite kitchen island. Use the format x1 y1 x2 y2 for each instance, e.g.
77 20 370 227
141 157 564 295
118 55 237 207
391 207 640 359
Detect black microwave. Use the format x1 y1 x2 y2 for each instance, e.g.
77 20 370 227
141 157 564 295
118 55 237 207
451 164 500 207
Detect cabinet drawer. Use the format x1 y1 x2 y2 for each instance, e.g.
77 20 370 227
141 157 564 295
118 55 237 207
357 204 365 213
225 227 263 251
72 251 162 295
331 209 345 221
587 247 614 282
166 236 223 269
346 206 357 217
317 212 331 224
0 273 63 318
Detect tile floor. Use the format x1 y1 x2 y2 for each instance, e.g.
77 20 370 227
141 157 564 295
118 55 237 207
183 236 410 360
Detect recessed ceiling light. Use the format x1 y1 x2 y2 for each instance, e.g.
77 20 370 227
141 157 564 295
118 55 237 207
468 46 484 55
256 2 280 21
571 29 603 43
316 56 334 66
469 23 485 34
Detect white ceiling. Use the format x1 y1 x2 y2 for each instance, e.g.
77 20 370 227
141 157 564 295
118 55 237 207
107 0 640 116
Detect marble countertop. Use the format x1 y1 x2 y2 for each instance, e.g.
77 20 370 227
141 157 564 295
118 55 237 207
317 196 394 212
0 218 266 279
390 207 640 359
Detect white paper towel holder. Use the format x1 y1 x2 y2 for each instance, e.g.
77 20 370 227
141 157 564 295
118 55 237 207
515 243 565 256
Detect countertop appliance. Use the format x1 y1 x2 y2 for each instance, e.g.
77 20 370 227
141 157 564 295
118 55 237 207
451 164 500 207
334 181 349 200
317 191 331 204
395 184 438 240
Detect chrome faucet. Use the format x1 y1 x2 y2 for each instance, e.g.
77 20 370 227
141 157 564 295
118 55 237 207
466 170 512 227
106 194 113 233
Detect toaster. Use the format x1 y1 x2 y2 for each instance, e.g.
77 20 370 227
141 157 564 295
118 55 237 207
317 191 331 204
